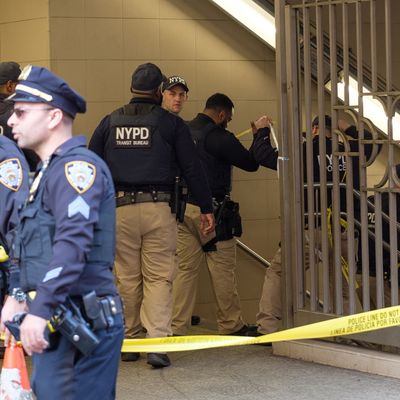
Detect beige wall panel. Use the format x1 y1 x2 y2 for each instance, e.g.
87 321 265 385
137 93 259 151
51 60 86 97
159 19 196 60
123 0 160 19
234 100 278 128
50 0 84 17
233 165 278 182
85 19 123 60
1 19 50 62
85 0 123 18
160 0 227 20
195 20 269 61
233 179 280 221
0 0 48 23
241 219 281 260
86 60 124 102
230 61 277 101
123 19 160 60
195 61 232 99
50 18 85 60
79 101 122 137
177 100 200 122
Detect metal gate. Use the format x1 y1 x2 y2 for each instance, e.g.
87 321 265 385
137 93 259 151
276 0 400 347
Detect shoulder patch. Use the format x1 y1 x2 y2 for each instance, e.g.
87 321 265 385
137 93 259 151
0 158 23 191
65 161 96 194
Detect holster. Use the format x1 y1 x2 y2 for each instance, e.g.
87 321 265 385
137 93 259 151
82 291 123 331
202 197 242 252
51 302 100 356
169 177 187 223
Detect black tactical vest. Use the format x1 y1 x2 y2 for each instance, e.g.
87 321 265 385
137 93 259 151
107 104 177 189
189 122 232 198
14 147 115 291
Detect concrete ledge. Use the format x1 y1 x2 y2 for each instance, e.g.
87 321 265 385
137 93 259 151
273 339 400 379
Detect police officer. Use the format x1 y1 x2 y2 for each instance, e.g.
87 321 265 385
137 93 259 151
89 62 214 368
0 62 20 138
1 65 124 400
161 75 189 115
0 134 29 306
254 115 376 336
0 62 40 171
172 93 265 336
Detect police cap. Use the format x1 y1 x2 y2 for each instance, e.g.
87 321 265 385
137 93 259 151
0 62 21 85
312 115 332 129
131 63 163 92
7 65 86 119
162 76 189 92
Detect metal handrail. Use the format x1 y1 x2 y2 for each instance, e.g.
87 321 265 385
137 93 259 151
236 240 271 268
304 182 400 258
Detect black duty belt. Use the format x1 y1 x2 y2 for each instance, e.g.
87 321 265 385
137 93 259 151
116 191 171 207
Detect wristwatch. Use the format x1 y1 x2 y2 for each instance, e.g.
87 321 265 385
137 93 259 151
10 288 27 303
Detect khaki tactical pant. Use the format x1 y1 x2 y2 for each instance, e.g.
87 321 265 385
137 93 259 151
172 203 245 335
114 202 177 339
256 247 282 334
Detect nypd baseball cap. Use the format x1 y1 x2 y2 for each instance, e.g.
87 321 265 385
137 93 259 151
162 76 189 92
131 63 163 92
7 65 86 119
312 115 332 129
0 62 21 85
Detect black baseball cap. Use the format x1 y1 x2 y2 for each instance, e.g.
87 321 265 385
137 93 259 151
131 63 163 92
312 115 332 129
0 62 21 85
162 76 189 92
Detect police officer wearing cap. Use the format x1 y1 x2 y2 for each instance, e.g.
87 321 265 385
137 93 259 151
89 62 214 368
161 75 189 115
0 134 29 306
1 65 124 399
172 93 266 337
0 62 40 172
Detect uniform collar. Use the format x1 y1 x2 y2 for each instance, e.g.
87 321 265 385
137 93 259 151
197 113 216 125
130 97 158 105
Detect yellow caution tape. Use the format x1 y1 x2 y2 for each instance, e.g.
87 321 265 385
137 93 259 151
3 305 399 353
235 128 252 139
121 305 400 353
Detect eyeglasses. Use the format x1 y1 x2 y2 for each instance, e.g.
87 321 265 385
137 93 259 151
12 107 54 118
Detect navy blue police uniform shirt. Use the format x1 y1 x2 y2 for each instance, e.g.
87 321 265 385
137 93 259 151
26 136 117 321
89 98 213 214
251 127 278 170
190 113 259 172
0 135 29 248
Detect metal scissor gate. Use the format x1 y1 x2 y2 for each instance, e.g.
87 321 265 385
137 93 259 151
276 0 400 347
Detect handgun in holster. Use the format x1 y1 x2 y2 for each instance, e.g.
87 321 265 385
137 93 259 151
170 176 187 223
202 196 229 253
49 301 100 356
82 291 112 331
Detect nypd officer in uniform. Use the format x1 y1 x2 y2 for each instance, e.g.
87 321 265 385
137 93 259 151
0 61 40 171
172 93 265 336
89 62 214 368
161 75 189 115
0 134 30 306
1 65 124 400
